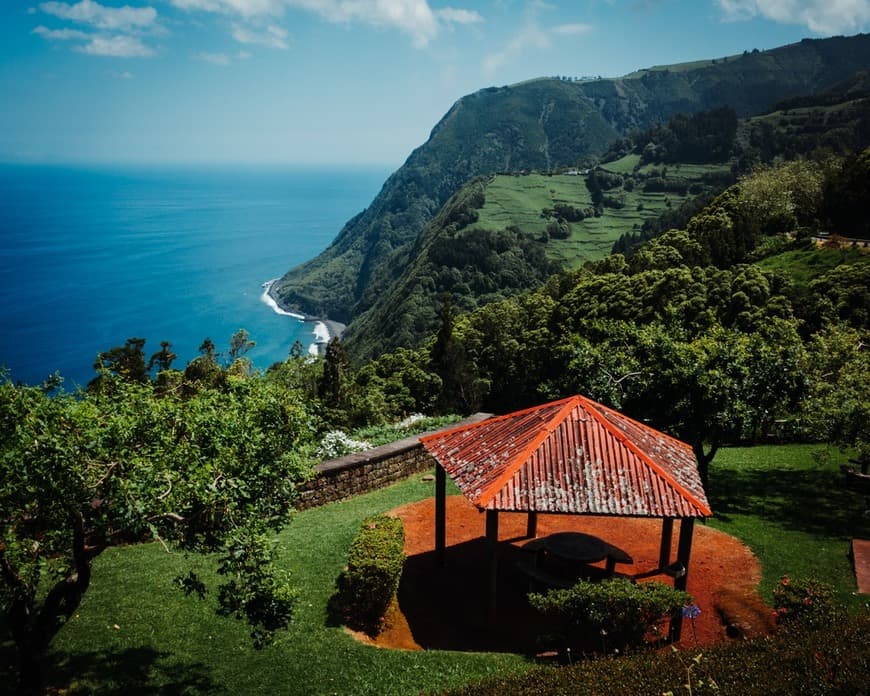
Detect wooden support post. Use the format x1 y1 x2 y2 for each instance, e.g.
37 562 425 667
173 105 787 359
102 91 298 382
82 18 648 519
526 511 538 538
435 464 446 567
659 518 674 569
669 518 695 643
486 509 499 624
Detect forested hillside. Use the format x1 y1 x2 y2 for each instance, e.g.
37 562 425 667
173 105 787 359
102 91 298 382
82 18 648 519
270 33 870 328
343 80 870 362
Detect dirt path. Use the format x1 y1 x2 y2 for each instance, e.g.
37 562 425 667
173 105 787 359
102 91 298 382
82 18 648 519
365 496 774 653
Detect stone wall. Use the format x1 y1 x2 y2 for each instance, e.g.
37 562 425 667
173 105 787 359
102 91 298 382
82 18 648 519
295 414 491 510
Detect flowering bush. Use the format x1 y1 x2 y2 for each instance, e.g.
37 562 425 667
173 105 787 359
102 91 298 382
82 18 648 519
772 575 837 628
316 430 372 460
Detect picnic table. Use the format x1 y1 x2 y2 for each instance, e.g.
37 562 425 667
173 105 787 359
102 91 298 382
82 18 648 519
517 532 634 589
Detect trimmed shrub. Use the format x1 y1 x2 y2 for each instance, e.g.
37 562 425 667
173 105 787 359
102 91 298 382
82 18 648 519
528 578 691 652
334 515 405 634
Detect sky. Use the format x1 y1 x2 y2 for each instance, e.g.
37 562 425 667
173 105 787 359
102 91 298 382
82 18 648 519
1 0 870 167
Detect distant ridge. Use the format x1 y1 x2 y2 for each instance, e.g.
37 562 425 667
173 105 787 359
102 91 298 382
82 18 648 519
270 33 870 330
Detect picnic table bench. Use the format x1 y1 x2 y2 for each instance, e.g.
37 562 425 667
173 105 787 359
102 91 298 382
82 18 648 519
516 532 634 590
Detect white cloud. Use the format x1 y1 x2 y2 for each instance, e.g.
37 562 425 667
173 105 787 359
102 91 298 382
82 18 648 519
231 22 289 48
716 0 870 35
77 33 155 56
169 0 284 17
437 7 483 24
195 50 231 64
170 0 481 48
32 24 91 40
552 22 592 35
39 0 158 31
483 22 551 74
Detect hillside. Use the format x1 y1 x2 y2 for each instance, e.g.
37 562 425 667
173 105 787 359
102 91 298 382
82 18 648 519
343 160 731 361
343 87 870 362
269 33 870 326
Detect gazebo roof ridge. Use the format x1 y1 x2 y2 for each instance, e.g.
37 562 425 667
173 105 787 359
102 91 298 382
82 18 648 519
581 397 713 518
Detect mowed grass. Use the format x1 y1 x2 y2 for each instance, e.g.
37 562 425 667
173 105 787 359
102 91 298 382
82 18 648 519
474 166 728 269
707 444 869 611
5 444 867 693
41 474 525 695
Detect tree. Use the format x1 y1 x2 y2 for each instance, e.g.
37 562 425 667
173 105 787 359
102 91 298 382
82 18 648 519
319 337 350 423
0 374 314 693
802 325 870 462
228 328 256 362
148 340 177 374
552 318 806 487
89 337 149 389
430 295 485 413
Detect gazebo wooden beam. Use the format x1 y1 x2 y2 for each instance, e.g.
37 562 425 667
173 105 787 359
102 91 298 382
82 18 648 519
435 463 446 566
659 518 674 568
669 518 695 643
486 509 499 624
526 511 538 538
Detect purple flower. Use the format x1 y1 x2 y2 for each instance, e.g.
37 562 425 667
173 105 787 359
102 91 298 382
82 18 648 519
682 604 701 620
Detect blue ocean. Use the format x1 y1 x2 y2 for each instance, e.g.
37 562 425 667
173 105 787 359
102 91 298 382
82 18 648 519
0 164 390 388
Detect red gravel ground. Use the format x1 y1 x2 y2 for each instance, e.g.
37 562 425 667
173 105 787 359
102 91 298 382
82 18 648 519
364 495 775 654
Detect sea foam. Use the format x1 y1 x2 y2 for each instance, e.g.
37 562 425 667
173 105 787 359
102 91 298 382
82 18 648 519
260 279 306 320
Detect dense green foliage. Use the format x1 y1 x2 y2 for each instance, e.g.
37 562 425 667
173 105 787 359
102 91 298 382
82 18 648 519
347 94 870 361
440 615 870 696
271 34 870 328
333 515 405 635
528 579 691 653
0 345 318 691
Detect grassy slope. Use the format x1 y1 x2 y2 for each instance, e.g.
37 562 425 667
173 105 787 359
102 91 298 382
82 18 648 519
16 444 865 693
475 161 729 269
755 246 870 289
708 444 869 612
42 475 524 695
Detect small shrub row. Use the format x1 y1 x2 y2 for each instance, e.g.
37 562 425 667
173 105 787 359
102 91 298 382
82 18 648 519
334 515 405 634
528 578 691 652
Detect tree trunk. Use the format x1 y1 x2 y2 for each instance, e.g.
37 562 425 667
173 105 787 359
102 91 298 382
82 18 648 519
693 440 719 491
6 511 97 694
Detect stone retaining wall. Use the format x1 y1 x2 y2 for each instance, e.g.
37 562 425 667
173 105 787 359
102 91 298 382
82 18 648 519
295 414 491 510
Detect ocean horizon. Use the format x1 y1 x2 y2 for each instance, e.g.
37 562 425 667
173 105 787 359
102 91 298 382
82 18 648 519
0 163 390 388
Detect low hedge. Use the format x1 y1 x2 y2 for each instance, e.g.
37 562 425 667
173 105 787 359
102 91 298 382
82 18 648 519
528 578 692 652
334 514 405 634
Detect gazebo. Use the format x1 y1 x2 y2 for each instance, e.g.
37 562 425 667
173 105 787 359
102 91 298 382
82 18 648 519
420 394 713 640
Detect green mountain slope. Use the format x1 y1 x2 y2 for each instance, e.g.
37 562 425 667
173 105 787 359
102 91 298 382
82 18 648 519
343 161 729 362
271 33 870 327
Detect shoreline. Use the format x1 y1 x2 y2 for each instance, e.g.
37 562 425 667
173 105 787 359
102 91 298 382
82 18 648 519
261 279 347 354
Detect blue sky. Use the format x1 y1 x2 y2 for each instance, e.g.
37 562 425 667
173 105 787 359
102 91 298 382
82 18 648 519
2 0 869 166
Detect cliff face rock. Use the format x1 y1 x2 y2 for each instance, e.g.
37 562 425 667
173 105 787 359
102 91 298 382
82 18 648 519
270 34 870 327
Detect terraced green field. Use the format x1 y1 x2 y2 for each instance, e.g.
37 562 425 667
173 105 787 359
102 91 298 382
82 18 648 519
474 161 729 269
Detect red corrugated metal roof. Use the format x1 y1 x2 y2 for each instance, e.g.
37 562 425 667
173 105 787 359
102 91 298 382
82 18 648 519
420 395 712 518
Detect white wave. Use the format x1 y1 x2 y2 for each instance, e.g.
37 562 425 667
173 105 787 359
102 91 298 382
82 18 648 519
260 279 305 320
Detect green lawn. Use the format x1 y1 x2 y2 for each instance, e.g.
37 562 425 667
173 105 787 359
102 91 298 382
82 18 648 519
707 444 868 611
4 443 867 693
